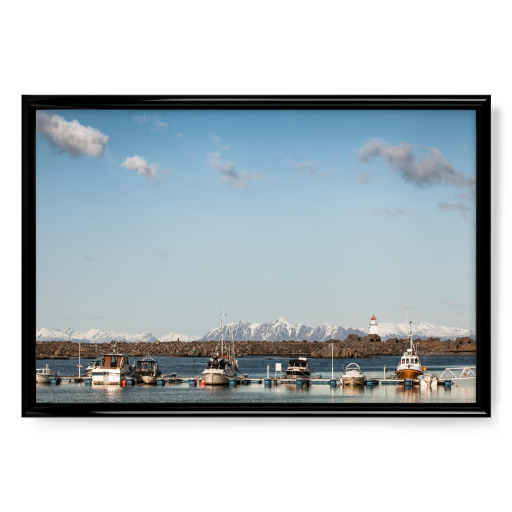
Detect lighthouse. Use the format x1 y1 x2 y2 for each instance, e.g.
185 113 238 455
369 315 378 335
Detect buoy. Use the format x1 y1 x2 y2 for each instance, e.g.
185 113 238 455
201 380 206 387
121 379 126 387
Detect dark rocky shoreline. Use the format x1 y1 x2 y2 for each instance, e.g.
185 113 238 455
36 335 476 360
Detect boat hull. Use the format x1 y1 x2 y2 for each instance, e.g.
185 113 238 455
396 369 423 380
202 371 233 385
91 370 132 385
36 374 53 384
342 376 365 386
140 375 158 385
285 370 311 379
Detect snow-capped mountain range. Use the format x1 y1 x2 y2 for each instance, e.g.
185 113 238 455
36 318 475 343
35 327 197 344
199 317 363 342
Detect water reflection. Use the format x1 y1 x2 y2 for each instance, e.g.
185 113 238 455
340 385 364 396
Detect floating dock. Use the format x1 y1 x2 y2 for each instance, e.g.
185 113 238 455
44 375 452 389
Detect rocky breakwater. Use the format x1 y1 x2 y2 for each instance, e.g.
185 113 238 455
36 335 476 360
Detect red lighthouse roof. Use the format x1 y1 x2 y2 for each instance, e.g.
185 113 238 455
371 315 376 320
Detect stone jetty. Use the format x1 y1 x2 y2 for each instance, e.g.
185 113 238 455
36 335 476 360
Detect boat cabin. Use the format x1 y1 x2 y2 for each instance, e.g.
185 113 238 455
136 358 158 373
401 356 419 365
101 354 129 369
288 358 309 368
36 367 54 375
205 357 230 370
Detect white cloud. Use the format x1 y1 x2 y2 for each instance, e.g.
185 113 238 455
207 152 259 188
176 132 183 139
358 139 473 188
36 112 108 158
121 155 159 180
357 174 370 185
133 114 168 130
210 135 221 142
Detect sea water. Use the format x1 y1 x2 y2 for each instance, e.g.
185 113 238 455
35 354 476 404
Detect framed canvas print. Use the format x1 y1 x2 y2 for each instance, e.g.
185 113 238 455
22 95 490 416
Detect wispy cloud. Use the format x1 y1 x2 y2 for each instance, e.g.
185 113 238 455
291 158 330 176
82 254 94 261
121 155 160 180
210 135 221 142
36 112 108 158
294 159 316 174
444 301 460 308
372 207 405 217
438 200 470 214
358 139 473 188
133 114 168 130
357 174 370 185
207 152 259 188
156 252 166 257
176 132 183 139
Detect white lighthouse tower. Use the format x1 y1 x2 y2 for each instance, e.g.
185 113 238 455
369 314 378 335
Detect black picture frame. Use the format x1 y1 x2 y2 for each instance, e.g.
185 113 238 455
22 95 491 417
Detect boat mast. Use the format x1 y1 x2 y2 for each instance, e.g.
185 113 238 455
220 312 227 356
232 324 235 362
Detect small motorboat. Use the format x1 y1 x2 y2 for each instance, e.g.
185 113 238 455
36 363 59 383
285 357 311 379
134 356 161 384
341 363 365 386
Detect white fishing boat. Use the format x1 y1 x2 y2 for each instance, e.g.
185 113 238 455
91 351 134 385
395 321 424 380
285 357 311 379
135 355 161 384
36 363 59 383
202 313 238 385
341 362 365 386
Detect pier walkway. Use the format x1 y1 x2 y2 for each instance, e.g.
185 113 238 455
48 374 455 389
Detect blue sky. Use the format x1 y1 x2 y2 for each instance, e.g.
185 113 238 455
36 109 476 336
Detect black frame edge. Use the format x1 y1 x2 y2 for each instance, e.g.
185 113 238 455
22 95 491 418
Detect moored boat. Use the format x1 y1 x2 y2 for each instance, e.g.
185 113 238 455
395 321 424 380
36 363 59 383
91 352 134 385
285 357 311 379
202 313 238 385
341 362 365 386
135 355 161 384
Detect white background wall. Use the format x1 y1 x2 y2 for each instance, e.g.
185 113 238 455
1 1 509 510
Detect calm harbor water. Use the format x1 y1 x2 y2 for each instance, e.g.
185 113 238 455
36 354 476 404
